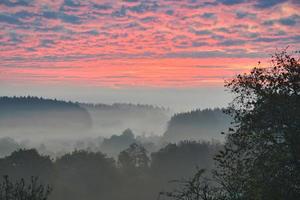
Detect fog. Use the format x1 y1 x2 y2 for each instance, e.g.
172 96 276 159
0 97 226 199
0 95 231 158
0 94 231 200
0 85 232 112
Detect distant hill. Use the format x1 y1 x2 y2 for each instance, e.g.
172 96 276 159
163 108 232 142
81 103 171 137
0 96 92 136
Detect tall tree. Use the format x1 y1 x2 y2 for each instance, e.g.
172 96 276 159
214 50 300 199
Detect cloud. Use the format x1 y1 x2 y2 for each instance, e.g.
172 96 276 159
253 0 286 9
0 0 33 7
0 13 22 25
163 50 266 58
262 15 300 27
192 41 208 47
216 0 246 5
83 30 99 36
262 20 275 26
140 16 158 23
9 32 23 43
195 65 229 69
93 3 112 10
165 10 174 15
193 30 213 35
218 39 246 46
201 12 216 19
1 0 300 88
236 11 256 19
39 39 56 48
14 10 36 19
60 13 81 24
42 11 58 19
278 15 300 26
112 6 127 18
63 0 81 7
127 1 159 13
42 10 82 24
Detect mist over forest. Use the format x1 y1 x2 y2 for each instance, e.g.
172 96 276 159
0 95 230 200
1 0 300 198
0 51 299 200
0 96 230 158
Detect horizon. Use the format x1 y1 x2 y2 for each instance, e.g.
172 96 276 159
1 0 300 110
0 86 232 111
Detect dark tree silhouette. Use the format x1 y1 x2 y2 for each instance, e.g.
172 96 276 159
118 143 150 171
159 169 223 200
0 96 92 134
0 137 22 158
163 108 231 142
0 149 53 183
151 141 220 181
53 150 118 200
0 176 51 200
101 129 136 157
214 50 300 199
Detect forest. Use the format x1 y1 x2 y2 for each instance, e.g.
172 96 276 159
0 96 229 158
0 51 299 200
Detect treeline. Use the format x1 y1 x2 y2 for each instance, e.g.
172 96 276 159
0 96 81 109
160 51 300 199
0 96 92 134
81 102 169 112
0 96 231 144
163 108 231 142
82 102 171 138
0 141 222 200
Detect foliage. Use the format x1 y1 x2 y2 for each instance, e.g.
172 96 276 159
0 96 92 133
214 50 300 199
0 138 22 158
53 150 118 200
0 176 51 200
0 149 54 183
160 50 300 200
151 141 220 181
0 140 221 200
118 143 150 171
159 169 224 200
101 129 136 157
163 108 231 142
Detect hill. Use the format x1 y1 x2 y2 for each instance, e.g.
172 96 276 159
163 108 232 142
81 103 171 137
0 96 92 136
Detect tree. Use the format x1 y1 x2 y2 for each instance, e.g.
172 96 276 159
101 128 136 157
53 150 118 200
0 176 51 200
163 108 231 142
0 137 21 158
159 169 223 200
151 141 219 182
0 149 53 183
214 50 300 199
118 143 150 171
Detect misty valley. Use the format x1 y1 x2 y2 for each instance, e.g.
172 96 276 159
0 0 300 197
0 96 229 158
0 51 300 200
0 96 229 200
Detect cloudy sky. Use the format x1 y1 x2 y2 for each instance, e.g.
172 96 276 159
0 0 299 110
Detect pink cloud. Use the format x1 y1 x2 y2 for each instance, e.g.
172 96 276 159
0 0 299 88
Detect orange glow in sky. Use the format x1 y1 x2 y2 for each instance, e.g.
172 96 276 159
1 0 300 88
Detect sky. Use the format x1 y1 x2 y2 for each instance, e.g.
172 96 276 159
0 0 300 110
